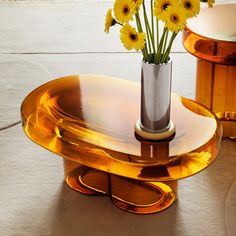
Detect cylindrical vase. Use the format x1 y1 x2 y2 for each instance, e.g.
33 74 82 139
135 60 175 140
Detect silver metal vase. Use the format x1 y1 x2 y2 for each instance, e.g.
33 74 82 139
135 59 176 140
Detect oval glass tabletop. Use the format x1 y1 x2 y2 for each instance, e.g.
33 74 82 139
21 75 222 182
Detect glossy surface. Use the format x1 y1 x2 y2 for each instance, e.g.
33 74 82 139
183 4 236 65
183 3 236 137
64 159 177 214
141 60 172 131
21 75 222 182
195 59 236 138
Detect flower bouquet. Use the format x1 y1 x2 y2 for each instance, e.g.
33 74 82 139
104 0 215 140
105 0 214 64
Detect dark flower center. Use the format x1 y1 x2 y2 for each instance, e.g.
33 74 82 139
130 34 138 41
171 14 179 23
163 3 170 10
123 6 130 15
185 1 192 9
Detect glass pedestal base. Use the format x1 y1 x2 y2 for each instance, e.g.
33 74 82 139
64 159 177 214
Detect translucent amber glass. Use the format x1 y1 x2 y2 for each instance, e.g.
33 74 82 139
21 75 222 214
195 59 236 137
21 75 222 181
183 4 236 65
183 4 236 137
63 160 177 214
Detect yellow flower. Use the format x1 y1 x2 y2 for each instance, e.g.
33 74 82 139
207 0 215 8
153 0 178 21
114 0 137 23
120 24 146 51
104 9 116 34
162 5 187 32
132 0 143 9
180 0 200 18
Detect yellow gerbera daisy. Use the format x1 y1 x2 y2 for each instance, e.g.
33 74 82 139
162 5 187 32
104 9 116 34
132 0 143 9
114 0 137 23
180 0 200 18
153 0 178 21
120 24 146 51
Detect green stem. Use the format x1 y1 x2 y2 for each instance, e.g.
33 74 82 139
161 30 169 61
155 27 167 64
136 11 144 32
151 0 154 41
142 3 152 57
143 2 155 61
156 18 159 53
116 22 123 26
162 32 178 63
135 13 148 60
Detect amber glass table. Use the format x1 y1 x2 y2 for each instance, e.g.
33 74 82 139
183 3 236 138
21 75 222 214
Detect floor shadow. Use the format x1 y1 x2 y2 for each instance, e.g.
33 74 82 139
49 181 182 236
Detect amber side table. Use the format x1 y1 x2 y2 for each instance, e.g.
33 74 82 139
183 3 236 138
21 75 222 214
